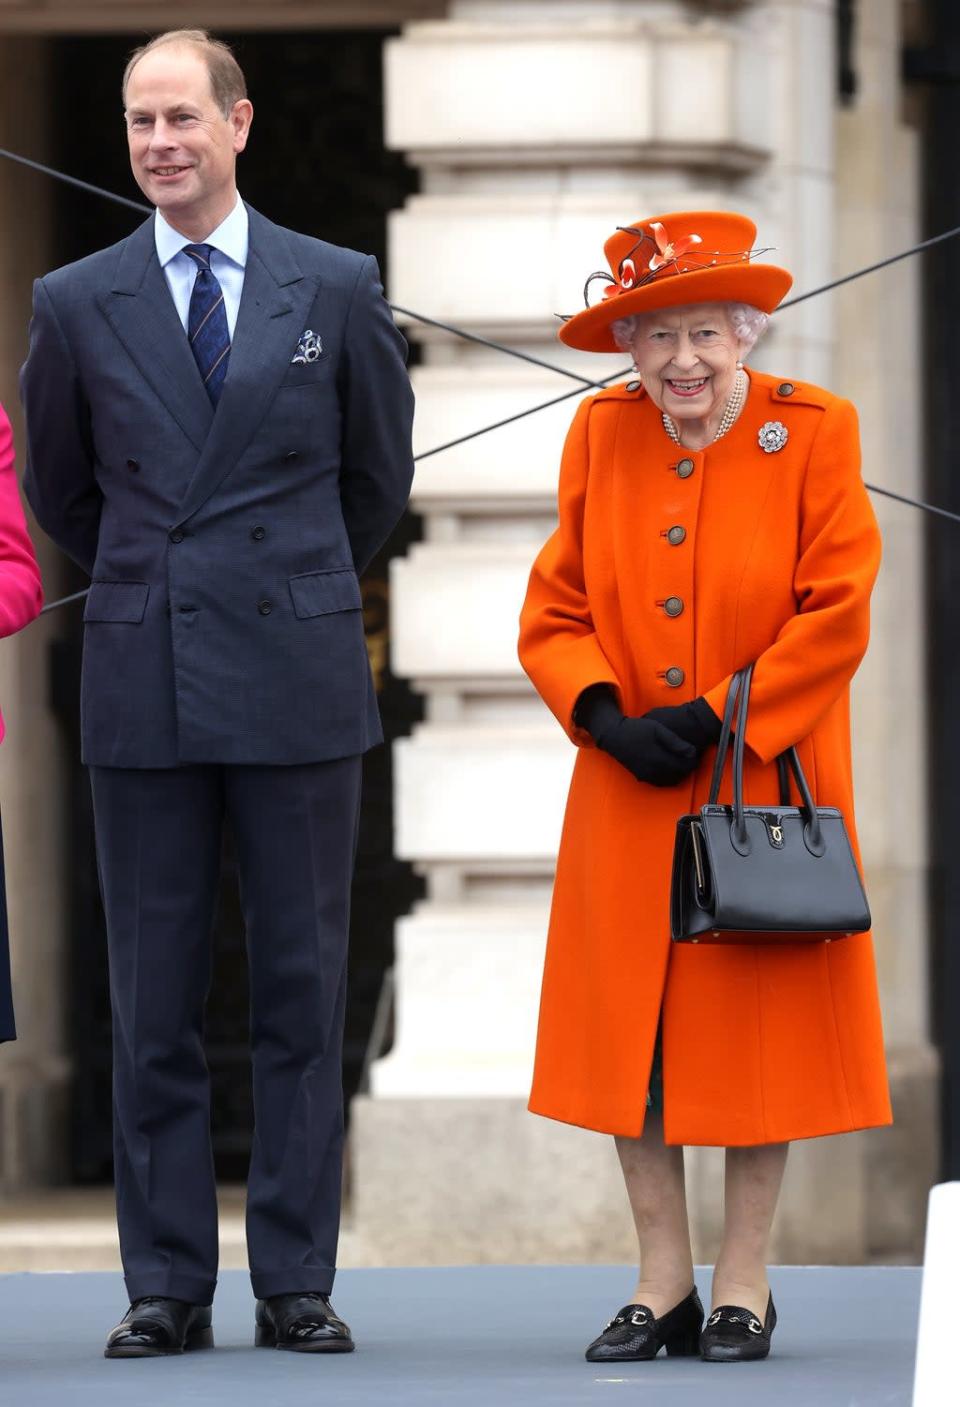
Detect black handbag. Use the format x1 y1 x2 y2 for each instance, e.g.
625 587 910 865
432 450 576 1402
670 664 871 945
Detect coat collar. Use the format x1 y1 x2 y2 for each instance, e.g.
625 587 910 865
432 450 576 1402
173 204 317 522
100 215 214 451
102 206 318 518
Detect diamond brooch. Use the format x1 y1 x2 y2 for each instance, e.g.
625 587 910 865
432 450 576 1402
758 420 788 453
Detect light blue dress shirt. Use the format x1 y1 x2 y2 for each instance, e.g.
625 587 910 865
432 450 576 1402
154 196 248 339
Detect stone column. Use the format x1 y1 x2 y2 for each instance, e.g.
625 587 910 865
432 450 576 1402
352 0 932 1264
0 36 71 1192
833 0 937 1259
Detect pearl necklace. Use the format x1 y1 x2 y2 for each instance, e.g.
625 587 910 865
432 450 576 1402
661 368 748 446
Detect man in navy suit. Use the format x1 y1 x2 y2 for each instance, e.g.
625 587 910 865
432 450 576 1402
20 28 414 1358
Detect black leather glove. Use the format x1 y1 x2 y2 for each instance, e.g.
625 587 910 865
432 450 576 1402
642 697 722 751
574 685 698 787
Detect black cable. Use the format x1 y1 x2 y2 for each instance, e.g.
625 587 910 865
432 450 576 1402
389 306 604 387
0 146 152 215
864 482 960 526
778 221 960 310
39 588 90 615
37 468 957 620
412 369 630 461
3 142 960 586
0 148 608 390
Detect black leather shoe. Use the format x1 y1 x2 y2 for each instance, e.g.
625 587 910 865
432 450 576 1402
585 1288 704 1362
700 1295 777 1362
255 1292 354 1353
104 1297 213 1358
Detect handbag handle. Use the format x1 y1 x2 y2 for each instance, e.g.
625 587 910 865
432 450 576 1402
711 665 824 855
707 670 742 804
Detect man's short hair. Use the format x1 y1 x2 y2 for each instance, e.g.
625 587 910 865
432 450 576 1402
123 29 247 117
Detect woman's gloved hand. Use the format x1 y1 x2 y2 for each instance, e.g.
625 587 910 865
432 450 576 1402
642 697 722 751
574 684 699 787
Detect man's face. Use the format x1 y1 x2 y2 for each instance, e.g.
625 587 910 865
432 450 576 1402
124 44 252 230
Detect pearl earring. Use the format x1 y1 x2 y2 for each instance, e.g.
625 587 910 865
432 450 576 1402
736 360 744 370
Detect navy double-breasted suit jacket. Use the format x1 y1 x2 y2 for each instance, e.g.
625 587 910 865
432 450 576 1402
20 204 415 767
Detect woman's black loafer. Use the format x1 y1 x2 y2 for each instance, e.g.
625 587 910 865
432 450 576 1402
585 1288 703 1361
700 1295 777 1362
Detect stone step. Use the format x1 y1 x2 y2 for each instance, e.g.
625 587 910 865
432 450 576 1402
0 1188 367 1273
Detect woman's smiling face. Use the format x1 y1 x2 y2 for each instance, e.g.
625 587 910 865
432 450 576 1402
629 303 744 424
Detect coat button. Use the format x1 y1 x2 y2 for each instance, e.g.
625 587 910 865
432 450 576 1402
258 599 273 616
251 526 266 542
676 458 695 479
667 525 686 546
664 596 684 617
665 667 685 688
626 379 642 393
778 382 795 396
169 528 184 544
126 458 140 472
284 450 299 463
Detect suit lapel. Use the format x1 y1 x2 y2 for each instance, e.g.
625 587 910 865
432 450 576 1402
98 217 214 452
175 206 317 523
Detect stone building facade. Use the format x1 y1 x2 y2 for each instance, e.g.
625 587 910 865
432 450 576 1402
0 0 937 1264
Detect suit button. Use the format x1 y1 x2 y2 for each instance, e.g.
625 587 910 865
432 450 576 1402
284 450 299 463
676 458 695 479
667 526 686 546
169 528 184 544
665 667 685 688
126 458 140 472
251 526 266 542
664 596 684 617
778 382 795 396
258 599 273 616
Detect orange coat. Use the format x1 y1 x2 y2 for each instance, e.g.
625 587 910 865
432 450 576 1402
518 370 892 1146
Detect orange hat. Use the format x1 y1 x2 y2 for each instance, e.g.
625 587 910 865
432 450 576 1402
559 210 793 353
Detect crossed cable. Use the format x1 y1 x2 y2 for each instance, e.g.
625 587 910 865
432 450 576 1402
0 144 954 620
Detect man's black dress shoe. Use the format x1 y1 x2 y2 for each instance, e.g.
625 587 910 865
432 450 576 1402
255 1292 354 1353
700 1295 777 1362
104 1297 213 1358
584 1289 704 1361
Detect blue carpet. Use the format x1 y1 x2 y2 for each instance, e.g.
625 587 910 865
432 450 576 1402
0 1264 920 1405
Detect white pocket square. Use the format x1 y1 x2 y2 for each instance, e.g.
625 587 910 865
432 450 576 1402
291 329 322 364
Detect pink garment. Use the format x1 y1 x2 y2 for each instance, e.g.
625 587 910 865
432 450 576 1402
0 405 43 742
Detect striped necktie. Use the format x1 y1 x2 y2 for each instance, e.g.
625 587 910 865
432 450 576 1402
183 243 230 405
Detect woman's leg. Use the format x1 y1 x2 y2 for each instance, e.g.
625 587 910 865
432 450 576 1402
615 1110 695 1318
712 1142 789 1316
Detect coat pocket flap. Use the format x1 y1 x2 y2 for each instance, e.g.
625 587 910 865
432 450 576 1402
288 568 362 619
83 581 150 623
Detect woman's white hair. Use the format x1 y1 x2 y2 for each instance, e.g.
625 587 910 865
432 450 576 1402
611 302 770 354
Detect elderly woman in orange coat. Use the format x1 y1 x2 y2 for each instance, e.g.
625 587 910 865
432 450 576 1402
518 211 889 1364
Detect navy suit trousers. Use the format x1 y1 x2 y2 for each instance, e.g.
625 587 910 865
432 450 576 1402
90 757 362 1305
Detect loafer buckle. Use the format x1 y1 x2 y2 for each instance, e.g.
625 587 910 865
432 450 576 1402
707 1308 763 1334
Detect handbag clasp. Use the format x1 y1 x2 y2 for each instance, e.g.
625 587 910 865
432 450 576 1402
766 817 785 849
